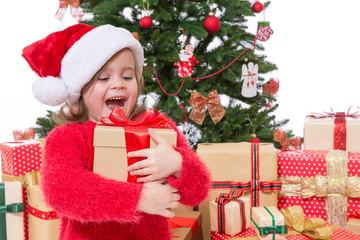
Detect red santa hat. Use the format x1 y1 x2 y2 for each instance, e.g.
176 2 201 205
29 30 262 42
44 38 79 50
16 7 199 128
22 24 144 106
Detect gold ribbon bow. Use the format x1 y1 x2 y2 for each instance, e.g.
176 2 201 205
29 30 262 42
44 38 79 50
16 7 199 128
281 206 336 240
189 90 226 125
55 0 84 22
2 171 40 188
273 128 302 150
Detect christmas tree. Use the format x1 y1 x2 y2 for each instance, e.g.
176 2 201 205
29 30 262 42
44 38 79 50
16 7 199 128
37 0 291 146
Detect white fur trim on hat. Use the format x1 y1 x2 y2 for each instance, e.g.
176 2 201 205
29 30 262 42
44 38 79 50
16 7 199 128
32 76 69 106
60 24 144 104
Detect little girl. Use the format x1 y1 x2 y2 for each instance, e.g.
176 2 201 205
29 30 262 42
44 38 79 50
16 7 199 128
22 24 211 240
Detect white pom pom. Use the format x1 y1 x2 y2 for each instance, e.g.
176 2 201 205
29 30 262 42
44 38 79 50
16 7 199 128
32 77 69 106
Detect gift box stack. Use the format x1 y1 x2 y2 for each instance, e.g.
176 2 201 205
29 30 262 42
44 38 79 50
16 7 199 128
0 129 60 240
277 110 360 237
196 141 282 239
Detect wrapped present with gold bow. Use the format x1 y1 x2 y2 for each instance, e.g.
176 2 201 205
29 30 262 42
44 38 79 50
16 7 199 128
170 210 203 240
90 108 177 183
27 185 60 240
346 210 360 236
0 140 43 240
209 189 251 236
197 142 281 240
251 206 287 240
278 149 360 229
0 181 24 240
304 108 360 152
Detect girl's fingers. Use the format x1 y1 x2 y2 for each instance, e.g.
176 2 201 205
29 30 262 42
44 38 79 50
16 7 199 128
168 201 179 209
129 168 152 177
171 193 180 201
162 209 175 218
137 175 156 183
127 159 150 172
127 148 153 158
148 128 168 145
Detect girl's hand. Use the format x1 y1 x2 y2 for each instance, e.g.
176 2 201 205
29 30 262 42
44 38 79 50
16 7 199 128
127 128 183 182
137 179 180 218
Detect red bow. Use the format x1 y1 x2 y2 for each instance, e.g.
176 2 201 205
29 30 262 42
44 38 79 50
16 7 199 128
189 90 226 125
273 128 302 151
216 189 244 206
263 78 279 96
55 0 84 22
13 128 35 141
100 108 169 127
306 106 360 119
188 55 199 66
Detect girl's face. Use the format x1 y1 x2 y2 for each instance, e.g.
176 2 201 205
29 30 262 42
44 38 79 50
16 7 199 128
82 49 139 122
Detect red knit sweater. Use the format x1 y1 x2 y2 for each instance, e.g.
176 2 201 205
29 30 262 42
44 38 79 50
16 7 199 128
40 117 211 240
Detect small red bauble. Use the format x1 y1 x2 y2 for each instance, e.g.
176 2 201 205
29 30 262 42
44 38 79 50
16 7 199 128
203 12 220 34
140 16 152 29
252 0 263 13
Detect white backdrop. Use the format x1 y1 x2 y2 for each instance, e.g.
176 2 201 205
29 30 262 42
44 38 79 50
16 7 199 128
1 0 360 146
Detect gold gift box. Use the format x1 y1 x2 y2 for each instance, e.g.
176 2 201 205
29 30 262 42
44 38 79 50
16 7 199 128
197 142 278 240
27 185 60 240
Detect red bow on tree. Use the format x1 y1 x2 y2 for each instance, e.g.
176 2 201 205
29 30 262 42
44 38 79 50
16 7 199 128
189 90 226 125
273 128 302 151
55 0 84 22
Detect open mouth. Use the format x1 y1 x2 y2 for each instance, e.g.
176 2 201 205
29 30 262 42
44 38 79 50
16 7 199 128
105 97 126 110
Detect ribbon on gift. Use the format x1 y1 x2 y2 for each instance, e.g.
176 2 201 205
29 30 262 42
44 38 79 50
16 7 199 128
306 107 360 151
281 206 335 240
189 90 226 125
212 180 282 192
2 171 40 188
55 0 84 22
279 150 357 228
28 205 58 220
0 182 25 240
100 108 169 127
273 128 302 151
211 142 282 208
169 216 199 238
96 108 173 183
215 189 246 234
251 206 287 240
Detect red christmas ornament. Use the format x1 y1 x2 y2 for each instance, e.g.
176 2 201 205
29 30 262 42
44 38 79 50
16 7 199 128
140 15 152 29
202 12 220 34
252 0 263 13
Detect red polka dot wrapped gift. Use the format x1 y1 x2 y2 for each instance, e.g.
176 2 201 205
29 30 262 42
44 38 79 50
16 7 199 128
278 149 360 230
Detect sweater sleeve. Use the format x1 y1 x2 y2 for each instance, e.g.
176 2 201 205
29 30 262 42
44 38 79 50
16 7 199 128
165 119 211 206
40 122 143 224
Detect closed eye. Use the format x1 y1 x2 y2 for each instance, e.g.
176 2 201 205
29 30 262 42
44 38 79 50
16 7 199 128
123 76 134 80
98 77 109 81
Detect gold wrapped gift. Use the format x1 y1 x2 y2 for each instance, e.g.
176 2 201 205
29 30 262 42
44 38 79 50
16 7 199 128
27 185 60 240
